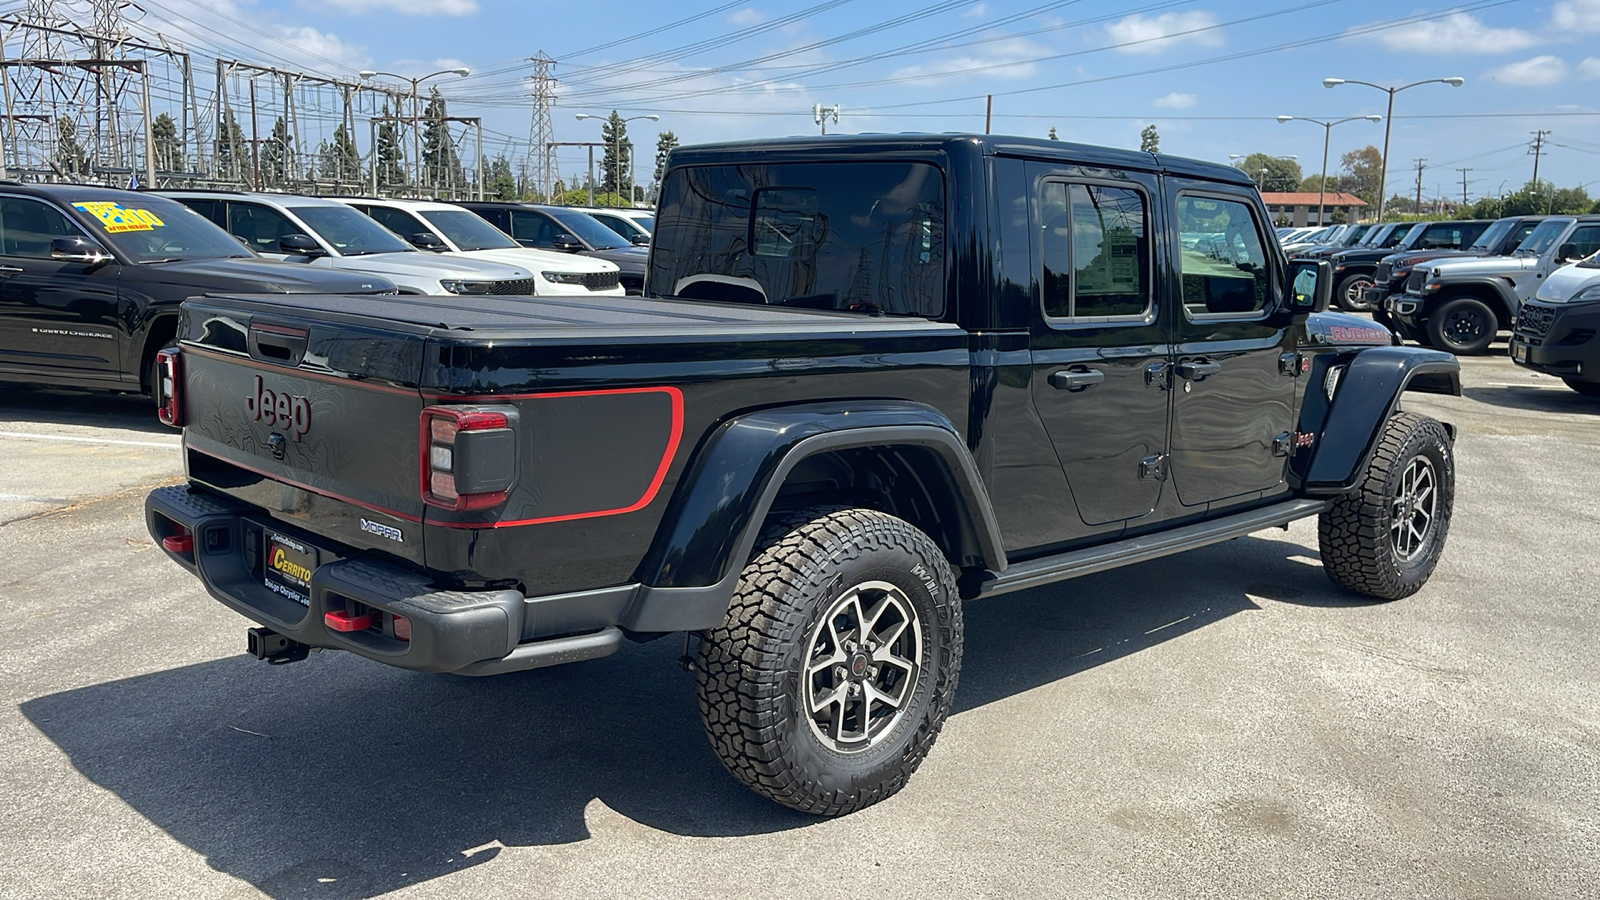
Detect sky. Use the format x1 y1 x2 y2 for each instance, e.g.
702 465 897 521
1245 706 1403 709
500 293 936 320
39 0 1600 203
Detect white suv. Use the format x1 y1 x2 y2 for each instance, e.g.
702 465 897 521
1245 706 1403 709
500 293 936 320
339 198 624 297
161 191 539 296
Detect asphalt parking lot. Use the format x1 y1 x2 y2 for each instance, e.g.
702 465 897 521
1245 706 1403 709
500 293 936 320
2 354 1597 900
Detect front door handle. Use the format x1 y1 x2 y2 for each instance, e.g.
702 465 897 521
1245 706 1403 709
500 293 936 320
1049 368 1105 391
1175 360 1222 381
0 265 23 277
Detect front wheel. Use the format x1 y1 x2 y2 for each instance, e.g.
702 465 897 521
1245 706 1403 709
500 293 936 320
1336 274 1376 311
1426 296 1498 355
1318 413 1455 600
696 506 962 816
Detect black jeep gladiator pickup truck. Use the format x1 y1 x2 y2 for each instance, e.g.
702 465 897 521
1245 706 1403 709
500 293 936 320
147 135 1460 816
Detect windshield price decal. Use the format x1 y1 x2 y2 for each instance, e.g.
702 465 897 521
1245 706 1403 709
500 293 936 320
72 201 165 233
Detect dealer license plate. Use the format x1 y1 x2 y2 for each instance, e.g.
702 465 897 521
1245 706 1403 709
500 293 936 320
1512 342 1529 362
264 529 317 606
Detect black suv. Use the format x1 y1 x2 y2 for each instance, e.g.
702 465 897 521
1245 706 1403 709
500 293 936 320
1329 219 1492 311
1368 216 1546 328
457 202 648 293
0 183 394 398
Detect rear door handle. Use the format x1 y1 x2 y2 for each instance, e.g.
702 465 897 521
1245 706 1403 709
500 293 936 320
1049 368 1105 391
1175 360 1222 381
0 265 23 277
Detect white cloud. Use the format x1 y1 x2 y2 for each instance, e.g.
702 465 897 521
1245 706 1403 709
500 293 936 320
1104 11 1225 55
1552 0 1600 32
273 25 371 72
1579 57 1600 79
962 3 988 19
323 0 477 14
135 0 373 76
1486 55 1569 85
728 8 765 26
889 38 1048 84
1371 13 1538 54
1152 92 1198 109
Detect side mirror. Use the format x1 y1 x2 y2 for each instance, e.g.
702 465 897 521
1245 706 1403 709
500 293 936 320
629 233 650 246
408 231 446 251
1286 259 1332 314
550 233 583 252
1558 242 1583 263
50 236 112 265
277 233 326 257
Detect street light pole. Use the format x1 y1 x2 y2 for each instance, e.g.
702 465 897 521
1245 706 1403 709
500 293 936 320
574 113 659 206
1278 115 1383 225
358 67 470 197
1322 76 1464 221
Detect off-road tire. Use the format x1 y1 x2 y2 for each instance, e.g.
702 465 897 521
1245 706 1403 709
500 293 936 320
1563 378 1600 397
696 506 962 816
1425 296 1497 355
1336 273 1376 311
1318 413 1454 600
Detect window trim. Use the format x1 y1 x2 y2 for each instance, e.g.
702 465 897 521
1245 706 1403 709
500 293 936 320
1037 177 1156 329
1174 188 1277 324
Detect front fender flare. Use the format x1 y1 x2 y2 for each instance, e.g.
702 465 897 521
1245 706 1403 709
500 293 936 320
1426 276 1520 321
1294 345 1460 494
620 401 1005 633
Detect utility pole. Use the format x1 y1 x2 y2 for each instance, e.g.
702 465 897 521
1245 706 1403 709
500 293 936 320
813 102 838 135
985 94 992 134
1413 157 1426 215
1456 167 1472 205
527 52 554 201
1530 129 1550 184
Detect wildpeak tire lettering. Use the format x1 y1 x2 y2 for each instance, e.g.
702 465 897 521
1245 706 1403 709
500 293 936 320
246 374 312 441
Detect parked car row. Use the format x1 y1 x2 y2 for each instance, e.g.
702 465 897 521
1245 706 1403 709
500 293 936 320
0 177 654 400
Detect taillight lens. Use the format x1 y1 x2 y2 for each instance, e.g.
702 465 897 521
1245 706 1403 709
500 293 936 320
155 348 182 427
419 406 518 511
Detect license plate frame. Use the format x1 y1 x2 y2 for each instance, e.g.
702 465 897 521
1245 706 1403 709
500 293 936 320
263 528 318 606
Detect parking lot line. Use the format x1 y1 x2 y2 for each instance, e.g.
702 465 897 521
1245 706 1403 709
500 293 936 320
0 431 178 449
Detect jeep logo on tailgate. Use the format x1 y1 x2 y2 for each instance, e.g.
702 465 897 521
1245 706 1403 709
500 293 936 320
245 374 312 441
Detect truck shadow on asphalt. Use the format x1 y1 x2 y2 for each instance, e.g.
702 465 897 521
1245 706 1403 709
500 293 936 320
22 533 1353 899
0 386 174 435
1462 385 1600 416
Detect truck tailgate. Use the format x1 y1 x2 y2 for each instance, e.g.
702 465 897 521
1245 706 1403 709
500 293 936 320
177 296 430 565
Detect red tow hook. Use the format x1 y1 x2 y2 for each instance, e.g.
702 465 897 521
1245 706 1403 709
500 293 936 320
324 609 375 632
161 533 194 553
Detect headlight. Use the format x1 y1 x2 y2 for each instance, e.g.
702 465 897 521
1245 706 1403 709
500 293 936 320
1334 264 1346 272
1567 284 1600 305
541 271 588 284
440 279 493 294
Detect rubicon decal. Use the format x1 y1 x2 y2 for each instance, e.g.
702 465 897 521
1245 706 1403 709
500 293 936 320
246 374 312 441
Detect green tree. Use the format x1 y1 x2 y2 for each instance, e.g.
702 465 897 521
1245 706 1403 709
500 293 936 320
487 152 517 199
1047 126 1059 140
214 109 245 182
259 117 292 187
1338 145 1383 204
52 116 87 176
1300 172 1341 193
314 123 359 186
1235 152 1303 192
1139 124 1159 153
600 110 634 199
420 87 461 194
151 112 182 174
652 129 679 197
375 103 406 189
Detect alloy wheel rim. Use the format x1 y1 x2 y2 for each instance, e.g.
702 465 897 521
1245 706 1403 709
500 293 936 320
1344 278 1372 306
803 580 923 753
1390 455 1438 561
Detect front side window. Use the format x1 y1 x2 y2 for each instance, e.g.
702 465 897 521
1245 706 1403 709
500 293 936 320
288 206 413 256
509 210 558 247
1562 224 1600 261
227 203 296 253
0 197 83 258
1039 181 1149 320
1176 195 1270 317
365 205 426 239
546 209 630 250
650 161 945 317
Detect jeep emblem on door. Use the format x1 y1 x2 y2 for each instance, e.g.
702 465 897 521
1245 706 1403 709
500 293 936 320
245 374 311 441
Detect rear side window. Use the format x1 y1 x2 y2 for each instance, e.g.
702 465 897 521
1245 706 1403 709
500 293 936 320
1176 195 1270 317
1039 181 1150 321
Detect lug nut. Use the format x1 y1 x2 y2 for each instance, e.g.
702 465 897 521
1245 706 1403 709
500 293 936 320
833 665 849 681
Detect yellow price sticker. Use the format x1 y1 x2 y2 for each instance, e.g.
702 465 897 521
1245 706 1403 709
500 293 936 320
73 201 165 233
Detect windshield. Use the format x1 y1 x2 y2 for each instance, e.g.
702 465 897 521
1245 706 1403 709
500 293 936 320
289 206 413 256
1357 224 1391 247
1516 219 1572 256
69 195 250 263
1397 223 1427 248
650 160 945 318
633 215 654 232
420 209 519 251
546 209 630 250
1468 219 1514 253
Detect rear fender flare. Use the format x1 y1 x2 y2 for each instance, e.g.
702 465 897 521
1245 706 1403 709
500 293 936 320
621 401 1006 633
1293 345 1460 494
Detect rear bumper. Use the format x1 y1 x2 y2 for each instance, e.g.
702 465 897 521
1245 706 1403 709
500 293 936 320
146 485 621 675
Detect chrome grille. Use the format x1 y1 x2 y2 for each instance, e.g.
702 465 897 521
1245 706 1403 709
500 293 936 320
581 271 621 291
487 278 540 296
1517 303 1556 338
1405 269 1426 293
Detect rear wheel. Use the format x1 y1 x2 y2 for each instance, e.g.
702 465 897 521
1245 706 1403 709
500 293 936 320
1563 378 1600 397
1318 413 1454 600
1336 274 1376 311
1426 296 1498 355
696 506 962 816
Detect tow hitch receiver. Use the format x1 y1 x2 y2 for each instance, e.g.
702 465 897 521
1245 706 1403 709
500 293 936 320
248 626 311 664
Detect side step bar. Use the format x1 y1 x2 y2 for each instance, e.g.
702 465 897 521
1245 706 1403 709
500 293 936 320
973 498 1332 599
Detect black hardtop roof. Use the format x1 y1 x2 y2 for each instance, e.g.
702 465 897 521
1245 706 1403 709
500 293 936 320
0 181 193 204
666 133 1253 187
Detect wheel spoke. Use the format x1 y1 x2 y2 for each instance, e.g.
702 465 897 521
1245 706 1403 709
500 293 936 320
802 579 924 754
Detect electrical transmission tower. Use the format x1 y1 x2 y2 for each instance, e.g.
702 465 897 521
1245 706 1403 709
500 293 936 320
527 51 554 201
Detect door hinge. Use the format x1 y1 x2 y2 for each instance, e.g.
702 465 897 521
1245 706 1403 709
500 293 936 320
1140 454 1167 481
1272 431 1293 457
1279 352 1307 377
1145 362 1171 391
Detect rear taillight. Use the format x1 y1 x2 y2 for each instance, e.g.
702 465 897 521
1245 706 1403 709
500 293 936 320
155 348 182 427
420 406 518 511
